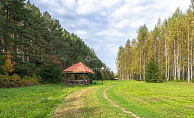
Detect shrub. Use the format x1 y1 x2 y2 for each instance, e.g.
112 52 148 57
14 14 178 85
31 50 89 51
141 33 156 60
0 74 21 88
0 74 10 87
10 74 21 87
21 75 40 87
0 74 40 88
175 79 186 82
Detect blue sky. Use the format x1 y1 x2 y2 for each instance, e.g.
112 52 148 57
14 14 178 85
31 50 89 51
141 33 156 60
30 0 191 73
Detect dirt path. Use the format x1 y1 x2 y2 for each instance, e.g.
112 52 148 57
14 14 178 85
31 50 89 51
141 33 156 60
103 84 141 118
51 87 94 118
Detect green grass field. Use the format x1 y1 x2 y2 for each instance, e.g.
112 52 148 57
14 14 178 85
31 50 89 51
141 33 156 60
0 81 130 118
1 80 194 118
107 80 194 118
51 80 131 118
0 83 87 118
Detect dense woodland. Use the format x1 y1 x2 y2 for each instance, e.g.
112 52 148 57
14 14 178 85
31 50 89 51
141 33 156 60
116 1 194 82
0 0 114 87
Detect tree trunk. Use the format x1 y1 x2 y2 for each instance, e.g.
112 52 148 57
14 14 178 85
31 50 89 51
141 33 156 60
183 65 185 80
140 48 142 81
177 28 180 80
120 65 122 80
188 27 190 82
174 37 177 80
143 48 145 80
165 33 168 80
191 34 193 81
167 55 170 81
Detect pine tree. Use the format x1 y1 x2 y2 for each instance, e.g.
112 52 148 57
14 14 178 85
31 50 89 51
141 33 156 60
75 56 85 64
145 56 162 83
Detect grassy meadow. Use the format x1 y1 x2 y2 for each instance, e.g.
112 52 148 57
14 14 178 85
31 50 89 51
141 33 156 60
0 81 130 118
0 80 194 118
51 80 131 118
0 83 87 118
107 80 194 118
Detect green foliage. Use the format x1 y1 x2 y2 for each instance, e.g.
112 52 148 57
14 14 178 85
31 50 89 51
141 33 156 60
133 73 138 80
92 71 102 80
40 63 63 84
20 75 41 87
145 56 162 83
175 79 187 82
0 74 21 88
75 56 85 64
103 72 110 80
0 74 40 88
0 56 5 74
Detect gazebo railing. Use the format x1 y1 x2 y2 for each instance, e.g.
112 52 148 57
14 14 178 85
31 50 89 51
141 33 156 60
65 79 91 85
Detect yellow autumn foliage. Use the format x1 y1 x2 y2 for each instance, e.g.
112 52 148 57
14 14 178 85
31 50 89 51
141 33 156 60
1 50 15 75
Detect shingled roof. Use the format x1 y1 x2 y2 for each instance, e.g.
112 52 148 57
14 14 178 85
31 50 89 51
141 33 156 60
63 62 94 74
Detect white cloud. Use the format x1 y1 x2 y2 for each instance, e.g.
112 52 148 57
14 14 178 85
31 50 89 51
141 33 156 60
76 0 100 14
97 29 124 39
74 30 88 39
101 0 122 9
63 0 76 9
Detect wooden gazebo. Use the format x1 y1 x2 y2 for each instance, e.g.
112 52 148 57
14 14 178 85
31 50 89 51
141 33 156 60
63 62 94 85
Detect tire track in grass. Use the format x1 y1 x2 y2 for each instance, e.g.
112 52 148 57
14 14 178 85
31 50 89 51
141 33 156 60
103 84 142 118
51 87 94 118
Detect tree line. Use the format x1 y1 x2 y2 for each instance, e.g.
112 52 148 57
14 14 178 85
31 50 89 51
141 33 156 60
116 1 194 82
0 0 114 87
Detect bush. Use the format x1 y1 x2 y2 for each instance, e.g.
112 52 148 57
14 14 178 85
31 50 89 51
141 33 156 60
10 74 22 87
20 75 40 87
145 56 162 83
0 74 10 87
0 74 40 88
40 63 63 84
0 74 21 88
175 79 186 82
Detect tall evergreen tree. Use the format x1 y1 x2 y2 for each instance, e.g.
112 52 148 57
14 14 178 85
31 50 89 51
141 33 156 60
145 56 162 83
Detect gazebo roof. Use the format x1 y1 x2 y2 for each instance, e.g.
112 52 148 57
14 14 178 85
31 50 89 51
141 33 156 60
63 62 94 74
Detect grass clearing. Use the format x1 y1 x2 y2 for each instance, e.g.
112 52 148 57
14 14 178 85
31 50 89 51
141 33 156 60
0 81 133 118
52 80 133 118
106 80 194 118
1 80 193 118
0 83 89 118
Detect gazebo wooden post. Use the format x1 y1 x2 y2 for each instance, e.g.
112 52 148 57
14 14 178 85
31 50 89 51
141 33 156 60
89 74 93 84
83 74 86 85
65 74 68 85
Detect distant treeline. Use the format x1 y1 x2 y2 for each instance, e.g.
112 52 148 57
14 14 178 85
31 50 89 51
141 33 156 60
116 1 194 82
0 0 114 87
